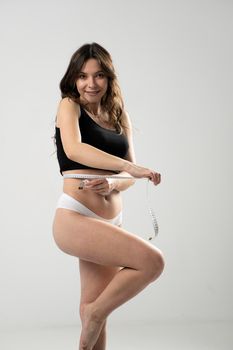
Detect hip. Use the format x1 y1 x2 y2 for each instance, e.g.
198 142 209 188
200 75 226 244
56 192 122 226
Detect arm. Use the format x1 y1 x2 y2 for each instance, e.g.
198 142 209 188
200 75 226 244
57 98 161 186
57 98 128 172
109 110 136 192
84 111 136 194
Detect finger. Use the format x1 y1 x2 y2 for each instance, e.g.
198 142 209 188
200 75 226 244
79 180 90 189
93 188 108 195
84 181 105 189
153 173 158 185
85 179 104 186
155 172 161 185
158 173 161 184
90 184 107 191
95 189 107 194
149 172 160 185
148 172 155 184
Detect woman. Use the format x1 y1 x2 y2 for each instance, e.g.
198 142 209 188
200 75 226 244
52 42 164 350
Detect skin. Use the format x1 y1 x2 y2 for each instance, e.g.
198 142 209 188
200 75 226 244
53 58 164 350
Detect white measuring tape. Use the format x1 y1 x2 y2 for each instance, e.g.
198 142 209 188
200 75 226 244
63 173 159 241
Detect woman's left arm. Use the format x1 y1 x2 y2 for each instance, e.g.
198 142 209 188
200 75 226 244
110 110 136 192
83 110 136 195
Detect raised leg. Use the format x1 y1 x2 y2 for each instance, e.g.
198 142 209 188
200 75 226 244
53 209 165 350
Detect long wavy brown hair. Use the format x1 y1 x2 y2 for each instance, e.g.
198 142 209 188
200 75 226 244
59 42 125 133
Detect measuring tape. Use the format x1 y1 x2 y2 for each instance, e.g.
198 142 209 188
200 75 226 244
63 173 159 241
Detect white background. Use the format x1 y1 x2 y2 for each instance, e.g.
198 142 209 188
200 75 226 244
0 0 232 331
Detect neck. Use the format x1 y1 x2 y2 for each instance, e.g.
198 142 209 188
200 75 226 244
83 101 101 116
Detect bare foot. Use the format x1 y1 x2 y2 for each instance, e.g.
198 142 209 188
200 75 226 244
79 303 105 350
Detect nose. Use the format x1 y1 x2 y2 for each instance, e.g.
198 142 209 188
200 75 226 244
88 76 96 89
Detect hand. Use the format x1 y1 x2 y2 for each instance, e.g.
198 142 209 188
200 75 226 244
81 178 116 196
124 162 161 186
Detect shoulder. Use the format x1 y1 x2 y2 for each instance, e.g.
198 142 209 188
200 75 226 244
57 97 80 115
121 109 133 135
56 97 81 127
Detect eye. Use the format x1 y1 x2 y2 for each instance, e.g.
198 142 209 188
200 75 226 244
78 74 86 80
96 72 105 78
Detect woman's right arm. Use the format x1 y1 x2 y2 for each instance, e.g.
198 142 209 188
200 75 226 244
57 98 127 172
57 98 161 185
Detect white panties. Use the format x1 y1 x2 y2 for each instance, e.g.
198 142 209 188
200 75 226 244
56 192 122 226
62 173 158 241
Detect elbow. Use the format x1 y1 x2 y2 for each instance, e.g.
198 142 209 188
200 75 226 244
64 143 81 162
66 151 81 163
66 150 75 160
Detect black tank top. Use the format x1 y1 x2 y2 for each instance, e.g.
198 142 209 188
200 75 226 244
55 107 129 174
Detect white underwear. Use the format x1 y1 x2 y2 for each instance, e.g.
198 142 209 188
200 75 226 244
62 173 158 241
56 192 122 226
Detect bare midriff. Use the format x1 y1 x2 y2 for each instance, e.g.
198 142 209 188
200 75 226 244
62 169 122 220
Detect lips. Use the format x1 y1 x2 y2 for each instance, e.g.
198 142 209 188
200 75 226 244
85 91 100 95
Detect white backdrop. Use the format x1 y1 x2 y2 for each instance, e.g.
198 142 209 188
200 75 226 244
0 0 232 330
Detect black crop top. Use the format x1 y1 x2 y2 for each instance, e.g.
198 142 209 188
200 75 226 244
55 107 129 174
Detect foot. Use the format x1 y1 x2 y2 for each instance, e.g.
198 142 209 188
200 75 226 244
79 303 105 350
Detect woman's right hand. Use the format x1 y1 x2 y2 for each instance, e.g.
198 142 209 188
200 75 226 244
124 161 161 186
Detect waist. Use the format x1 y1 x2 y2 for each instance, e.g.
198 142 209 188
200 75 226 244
62 169 122 218
62 168 119 180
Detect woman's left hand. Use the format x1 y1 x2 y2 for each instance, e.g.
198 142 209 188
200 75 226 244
82 178 116 196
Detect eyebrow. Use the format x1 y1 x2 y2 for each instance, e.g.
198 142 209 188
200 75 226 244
79 70 104 74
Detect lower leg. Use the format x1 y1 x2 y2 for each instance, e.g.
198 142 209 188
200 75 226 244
78 261 119 350
92 266 156 319
92 322 106 350
80 307 107 350
79 320 106 350
80 257 164 349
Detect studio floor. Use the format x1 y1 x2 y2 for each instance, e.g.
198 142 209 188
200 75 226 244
1 321 232 350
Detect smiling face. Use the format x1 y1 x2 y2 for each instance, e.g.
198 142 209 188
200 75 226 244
75 58 108 109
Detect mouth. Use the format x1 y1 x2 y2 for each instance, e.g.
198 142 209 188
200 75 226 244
85 91 100 96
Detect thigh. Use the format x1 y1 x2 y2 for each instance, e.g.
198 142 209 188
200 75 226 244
52 208 158 269
79 259 120 304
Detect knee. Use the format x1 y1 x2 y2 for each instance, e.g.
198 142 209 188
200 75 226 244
79 303 107 330
144 248 165 282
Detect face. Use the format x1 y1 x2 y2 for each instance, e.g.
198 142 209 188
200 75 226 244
76 58 108 107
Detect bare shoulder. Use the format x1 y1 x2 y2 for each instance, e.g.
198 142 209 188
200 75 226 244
56 97 80 127
121 109 133 134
